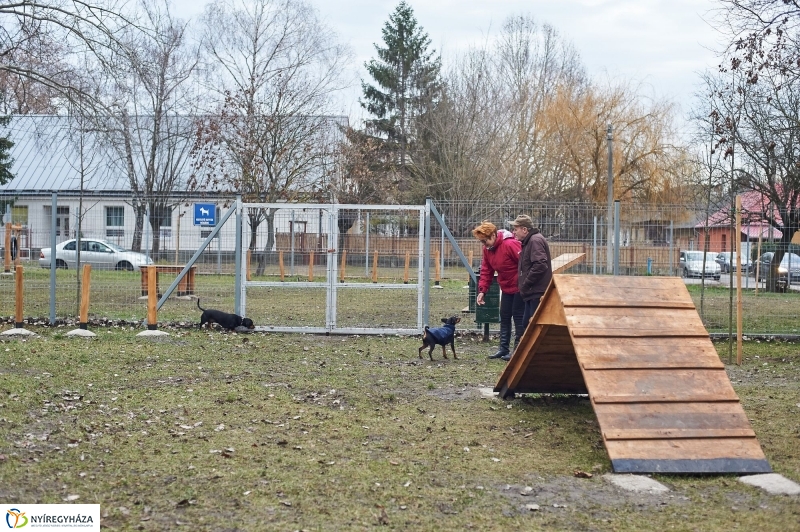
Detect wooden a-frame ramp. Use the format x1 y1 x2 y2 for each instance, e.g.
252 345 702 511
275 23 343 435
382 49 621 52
495 274 771 474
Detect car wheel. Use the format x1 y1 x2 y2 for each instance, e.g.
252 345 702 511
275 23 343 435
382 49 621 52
116 261 134 271
55 259 68 269
682 267 689 278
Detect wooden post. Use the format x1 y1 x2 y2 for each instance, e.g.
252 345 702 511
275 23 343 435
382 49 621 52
246 249 252 281
340 250 347 283
147 264 157 330
736 196 743 365
434 250 441 285
279 250 285 282
14 265 23 328
4 222 10 273
372 251 378 283
403 251 410 284
308 252 314 282
79 264 91 329
755 232 763 295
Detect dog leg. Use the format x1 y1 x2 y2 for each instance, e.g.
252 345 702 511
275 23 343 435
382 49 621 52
441 345 448 359
451 342 458 360
418 345 425 359
428 346 435 361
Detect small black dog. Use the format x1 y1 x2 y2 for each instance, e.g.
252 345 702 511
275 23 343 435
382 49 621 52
418 315 461 361
197 299 255 331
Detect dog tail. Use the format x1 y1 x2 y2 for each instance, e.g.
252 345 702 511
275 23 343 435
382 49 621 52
196 298 205 312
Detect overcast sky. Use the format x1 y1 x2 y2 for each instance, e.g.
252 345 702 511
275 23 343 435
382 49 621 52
173 0 725 134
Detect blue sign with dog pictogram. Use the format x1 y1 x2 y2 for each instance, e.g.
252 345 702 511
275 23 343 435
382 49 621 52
194 203 216 226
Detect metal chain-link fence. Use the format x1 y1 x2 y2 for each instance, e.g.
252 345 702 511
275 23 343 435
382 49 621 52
0 193 796 336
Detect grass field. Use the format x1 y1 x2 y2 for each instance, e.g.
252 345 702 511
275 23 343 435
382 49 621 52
0 325 798 531
2 263 800 336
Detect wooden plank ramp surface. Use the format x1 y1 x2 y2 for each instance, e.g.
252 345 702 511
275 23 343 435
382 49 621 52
494 274 771 474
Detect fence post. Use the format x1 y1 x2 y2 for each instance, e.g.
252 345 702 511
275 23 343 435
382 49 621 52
434 250 440 285
736 195 743 365
404 251 410 284
14 265 23 328
79 265 91 329
234 195 242 315
372 251 378 283
49 193 57 325
247 250 252 281
340 250 347 283
308 251 314 282
279 250 285 281
147 266 157 330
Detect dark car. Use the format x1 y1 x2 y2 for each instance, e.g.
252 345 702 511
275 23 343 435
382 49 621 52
755 252 800 282
715 252 752 274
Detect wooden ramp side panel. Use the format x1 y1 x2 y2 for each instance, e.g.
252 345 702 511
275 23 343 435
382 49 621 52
495 274 771 474
495 278 585 397
556 275 770 474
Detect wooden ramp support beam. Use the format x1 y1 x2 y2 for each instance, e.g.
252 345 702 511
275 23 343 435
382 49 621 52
495 274 771 474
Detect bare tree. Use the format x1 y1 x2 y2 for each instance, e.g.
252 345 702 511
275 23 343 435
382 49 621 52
716 0 800 83
193 0 349 275
0 0 134 113
98 0 200 256
710 63 800 290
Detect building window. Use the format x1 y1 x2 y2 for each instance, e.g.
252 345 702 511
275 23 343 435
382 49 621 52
106 206 124 238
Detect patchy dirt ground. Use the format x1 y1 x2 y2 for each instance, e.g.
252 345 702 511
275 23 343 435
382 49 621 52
0 329 798 531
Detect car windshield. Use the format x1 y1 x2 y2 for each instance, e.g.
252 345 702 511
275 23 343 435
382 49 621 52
685 252 714 262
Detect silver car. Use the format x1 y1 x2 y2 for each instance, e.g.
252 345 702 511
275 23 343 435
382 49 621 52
679 250 721 280
39 238 154 271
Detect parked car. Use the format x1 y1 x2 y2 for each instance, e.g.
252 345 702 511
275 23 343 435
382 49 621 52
39 238 154 271
755 252 800 282
679 250 721 280
714 252 752 274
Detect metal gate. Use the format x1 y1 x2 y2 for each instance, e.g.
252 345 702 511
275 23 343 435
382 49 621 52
239 203 426 334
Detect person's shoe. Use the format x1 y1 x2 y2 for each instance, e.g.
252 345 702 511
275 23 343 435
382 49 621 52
500 354 511 361
488 350 508 359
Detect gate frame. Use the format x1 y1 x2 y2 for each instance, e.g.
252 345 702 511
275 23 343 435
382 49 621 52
240 202 426 335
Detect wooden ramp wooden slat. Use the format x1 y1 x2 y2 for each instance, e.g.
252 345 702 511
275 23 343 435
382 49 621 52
494 274 771 474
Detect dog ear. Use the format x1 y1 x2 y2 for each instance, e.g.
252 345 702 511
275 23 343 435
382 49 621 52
441 318 447 323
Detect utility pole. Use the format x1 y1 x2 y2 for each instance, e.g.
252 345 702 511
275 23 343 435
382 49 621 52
606 124 613 274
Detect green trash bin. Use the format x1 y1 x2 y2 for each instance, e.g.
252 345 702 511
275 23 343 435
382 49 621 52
468 269 500 338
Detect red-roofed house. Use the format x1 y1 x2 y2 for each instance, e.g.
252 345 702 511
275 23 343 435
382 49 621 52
696 190 786 253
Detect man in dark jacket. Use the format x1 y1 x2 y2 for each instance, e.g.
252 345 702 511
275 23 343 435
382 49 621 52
507 214 552 360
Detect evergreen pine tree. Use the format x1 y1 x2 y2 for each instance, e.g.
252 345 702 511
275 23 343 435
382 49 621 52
0 116 14 186
361 1 441 176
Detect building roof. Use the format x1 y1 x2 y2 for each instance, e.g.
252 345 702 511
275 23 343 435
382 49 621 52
0 115 128 193
0 114 349 196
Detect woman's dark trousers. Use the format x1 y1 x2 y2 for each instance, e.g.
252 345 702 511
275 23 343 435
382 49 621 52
493 291 524 357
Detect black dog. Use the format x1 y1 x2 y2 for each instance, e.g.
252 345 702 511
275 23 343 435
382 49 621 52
197 299 255 331
418 316 461 361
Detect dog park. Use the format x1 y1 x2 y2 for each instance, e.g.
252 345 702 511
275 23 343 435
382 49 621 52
1 242 799 529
